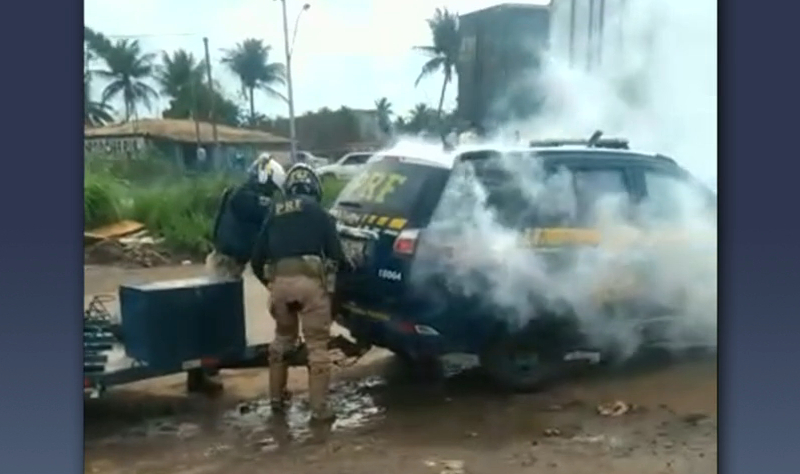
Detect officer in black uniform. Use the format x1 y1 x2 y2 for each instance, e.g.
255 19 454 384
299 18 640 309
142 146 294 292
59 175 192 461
250 163 348 421
206 154 284 278
188 154 284 394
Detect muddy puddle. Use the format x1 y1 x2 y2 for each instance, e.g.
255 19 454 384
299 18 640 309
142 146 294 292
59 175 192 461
86 354 716 474
85 357 488 449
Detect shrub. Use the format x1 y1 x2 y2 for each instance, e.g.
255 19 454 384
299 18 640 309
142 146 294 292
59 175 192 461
84 170 126 229
84 164 350 259
127 176 234 256
321 176 349 208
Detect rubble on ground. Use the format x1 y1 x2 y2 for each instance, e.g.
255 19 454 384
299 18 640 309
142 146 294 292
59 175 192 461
84 220 171 268
597 400 631 417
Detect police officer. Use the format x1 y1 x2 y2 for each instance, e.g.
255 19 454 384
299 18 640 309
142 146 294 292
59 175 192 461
205 153 285 279
189 153 285 393
250 163 347 422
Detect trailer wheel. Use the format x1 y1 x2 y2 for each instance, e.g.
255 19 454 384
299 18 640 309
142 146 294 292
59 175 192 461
186 368 224 395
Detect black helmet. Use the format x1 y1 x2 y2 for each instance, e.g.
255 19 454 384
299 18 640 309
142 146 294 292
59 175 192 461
284 163 322 202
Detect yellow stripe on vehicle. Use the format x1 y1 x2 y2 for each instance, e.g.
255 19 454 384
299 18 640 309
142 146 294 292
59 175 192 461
520 227 713 249
342 303 390 321
375 216 389 227
387 217 407 230
522 227 603 247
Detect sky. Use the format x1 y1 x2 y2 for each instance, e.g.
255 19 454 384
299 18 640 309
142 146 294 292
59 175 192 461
84 0 550 121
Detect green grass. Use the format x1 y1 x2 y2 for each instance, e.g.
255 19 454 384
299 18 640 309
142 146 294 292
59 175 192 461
84 170 127 229
321 176 349 208
84 158 350 259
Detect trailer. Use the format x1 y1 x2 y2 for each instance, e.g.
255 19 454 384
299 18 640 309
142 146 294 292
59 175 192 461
83 276 369 398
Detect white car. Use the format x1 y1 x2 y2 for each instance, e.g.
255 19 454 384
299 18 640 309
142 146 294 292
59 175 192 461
294 151 328 169
316 152 373 181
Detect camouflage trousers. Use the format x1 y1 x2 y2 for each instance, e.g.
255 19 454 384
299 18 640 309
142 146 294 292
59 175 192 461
268 270 333 419
205 249 246 279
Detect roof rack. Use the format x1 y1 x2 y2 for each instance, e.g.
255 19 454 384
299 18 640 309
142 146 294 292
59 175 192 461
528 130 630 150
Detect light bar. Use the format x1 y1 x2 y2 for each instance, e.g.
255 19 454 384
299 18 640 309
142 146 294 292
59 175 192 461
528 138 630 149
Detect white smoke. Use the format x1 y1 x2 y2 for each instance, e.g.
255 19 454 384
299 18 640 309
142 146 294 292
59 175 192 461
404 0 717 359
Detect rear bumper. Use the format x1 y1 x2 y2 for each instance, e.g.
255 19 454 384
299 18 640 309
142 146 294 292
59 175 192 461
336 302 453 359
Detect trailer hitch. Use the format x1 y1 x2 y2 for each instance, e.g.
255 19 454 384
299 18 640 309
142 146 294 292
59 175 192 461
218 335 371 370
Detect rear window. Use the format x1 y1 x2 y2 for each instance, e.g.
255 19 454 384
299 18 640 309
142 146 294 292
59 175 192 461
334 157 448 218
449 151 576 227
447 150 635 227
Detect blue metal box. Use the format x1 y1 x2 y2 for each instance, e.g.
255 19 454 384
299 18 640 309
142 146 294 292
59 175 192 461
119 277 247 370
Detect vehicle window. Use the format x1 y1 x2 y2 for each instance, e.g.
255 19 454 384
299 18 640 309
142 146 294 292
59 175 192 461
335 157 449 219
342 154 370 166
641 170 715 224
449 152 576 228
573 169 631 225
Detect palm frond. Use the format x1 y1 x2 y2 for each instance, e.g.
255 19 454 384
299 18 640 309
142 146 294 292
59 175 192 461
414 56 444 86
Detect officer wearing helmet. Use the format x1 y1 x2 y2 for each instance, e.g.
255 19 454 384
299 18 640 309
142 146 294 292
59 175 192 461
206 152 285 279
190 152 285 393
250 163 347 422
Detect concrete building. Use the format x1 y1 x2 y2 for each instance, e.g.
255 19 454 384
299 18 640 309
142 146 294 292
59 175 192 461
456 3 552 131
84 119 291 171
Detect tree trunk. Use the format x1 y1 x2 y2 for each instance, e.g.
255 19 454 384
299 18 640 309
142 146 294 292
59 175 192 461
437 77 448 117
249 88 256 125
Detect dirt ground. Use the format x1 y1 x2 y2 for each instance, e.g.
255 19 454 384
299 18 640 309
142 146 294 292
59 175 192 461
84 264 717 474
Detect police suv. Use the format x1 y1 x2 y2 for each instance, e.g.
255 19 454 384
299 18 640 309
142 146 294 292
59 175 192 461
329 132 716 391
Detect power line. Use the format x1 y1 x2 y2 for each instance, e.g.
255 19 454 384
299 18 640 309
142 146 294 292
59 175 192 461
96 32 201 39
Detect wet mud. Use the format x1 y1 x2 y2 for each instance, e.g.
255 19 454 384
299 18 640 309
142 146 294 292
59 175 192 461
85 265 717 474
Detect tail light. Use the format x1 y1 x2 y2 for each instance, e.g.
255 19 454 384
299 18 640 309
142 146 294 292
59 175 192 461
393 229 419 256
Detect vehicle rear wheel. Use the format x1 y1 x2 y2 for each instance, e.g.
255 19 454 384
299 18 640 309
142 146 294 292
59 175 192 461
393 350 443 382
479 337 563 393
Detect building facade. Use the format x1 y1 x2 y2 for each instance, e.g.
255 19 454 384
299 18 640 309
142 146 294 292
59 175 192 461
457 3 552 131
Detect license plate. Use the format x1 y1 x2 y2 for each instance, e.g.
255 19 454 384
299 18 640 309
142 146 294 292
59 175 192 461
342 238 367 266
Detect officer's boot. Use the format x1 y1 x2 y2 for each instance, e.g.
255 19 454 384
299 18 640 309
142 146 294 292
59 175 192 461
269 361 290 414
308 365 335 422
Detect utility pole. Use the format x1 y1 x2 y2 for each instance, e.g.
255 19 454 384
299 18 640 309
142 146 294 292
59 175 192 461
568 0 577 67
586 0 595 71
203 37 219 168
190 78 201 148
597 0 606 68
618 0 627 65
279 0 299 163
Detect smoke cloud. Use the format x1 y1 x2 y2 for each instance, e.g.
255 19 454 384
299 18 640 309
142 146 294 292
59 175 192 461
403 0 717 360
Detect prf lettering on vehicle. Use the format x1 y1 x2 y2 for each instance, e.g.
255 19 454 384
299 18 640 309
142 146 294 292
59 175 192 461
347 172 407 203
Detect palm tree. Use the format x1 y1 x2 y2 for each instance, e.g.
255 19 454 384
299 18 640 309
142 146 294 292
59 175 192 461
374 97 393 135
95 39 159 121
84 73 115 127
84 27 113 63
155 50 206 100
221 39 287 124
407 103 434 133
413 8 461 118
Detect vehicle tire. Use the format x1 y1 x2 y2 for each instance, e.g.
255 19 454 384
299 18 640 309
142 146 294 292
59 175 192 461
392 350 443 382
479 336 563 393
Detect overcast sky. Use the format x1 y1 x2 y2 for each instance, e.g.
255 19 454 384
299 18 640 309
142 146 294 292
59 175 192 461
84 0 550 121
